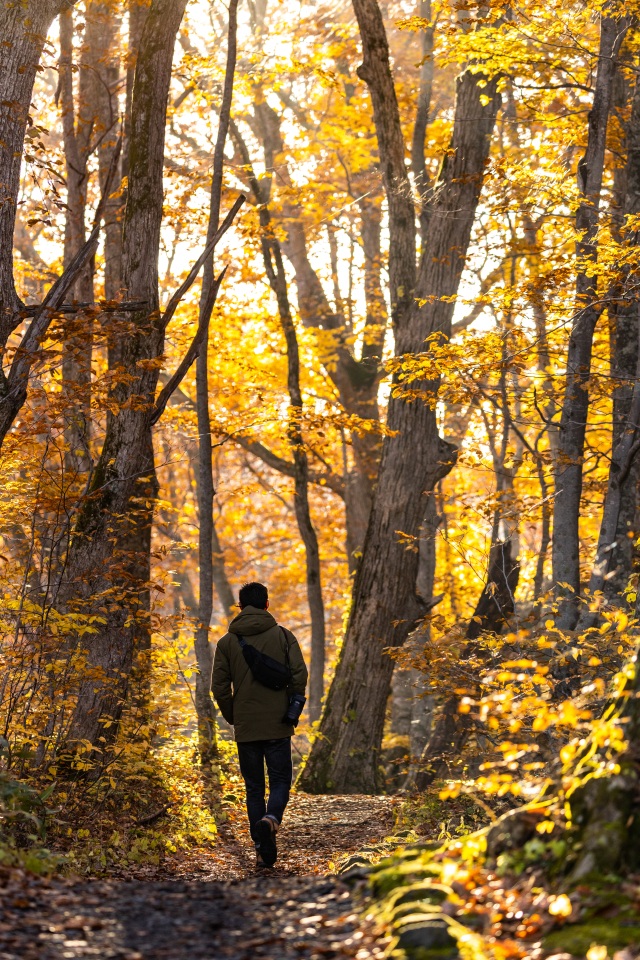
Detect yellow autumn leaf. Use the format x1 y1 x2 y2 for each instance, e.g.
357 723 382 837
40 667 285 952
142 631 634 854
548 894 572 918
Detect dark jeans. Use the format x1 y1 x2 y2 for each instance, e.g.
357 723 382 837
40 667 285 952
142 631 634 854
237 738 293 841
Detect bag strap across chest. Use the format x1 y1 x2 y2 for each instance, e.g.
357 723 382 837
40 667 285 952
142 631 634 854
236 626 292 692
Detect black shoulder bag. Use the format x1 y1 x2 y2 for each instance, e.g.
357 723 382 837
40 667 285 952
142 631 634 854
236 629 291 691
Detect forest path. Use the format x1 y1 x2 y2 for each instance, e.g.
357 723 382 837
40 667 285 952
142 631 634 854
0 795 395 960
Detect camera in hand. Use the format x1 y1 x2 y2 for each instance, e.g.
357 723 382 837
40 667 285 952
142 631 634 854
283 692 306 727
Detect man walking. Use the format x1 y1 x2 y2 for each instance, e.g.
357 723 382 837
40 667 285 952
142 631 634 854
212 581 308 868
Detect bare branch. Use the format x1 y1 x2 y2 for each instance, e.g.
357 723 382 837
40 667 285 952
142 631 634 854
151 267 227 425
237 436 345 497
0 134 123 450
159 192 245 333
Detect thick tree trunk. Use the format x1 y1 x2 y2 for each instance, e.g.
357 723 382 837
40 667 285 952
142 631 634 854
604 65 640 604
63 0 188 752
0 1 76 349
392 493 441 775
193 0 238 765
578 368 640 629
106 0 148 369
298 2 500 791
578 71 640 626
552 15 630 628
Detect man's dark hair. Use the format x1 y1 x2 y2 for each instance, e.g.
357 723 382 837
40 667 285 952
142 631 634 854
238 581 269 609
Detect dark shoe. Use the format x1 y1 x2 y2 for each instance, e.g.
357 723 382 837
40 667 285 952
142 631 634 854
255 845 269 868
255 817 277 867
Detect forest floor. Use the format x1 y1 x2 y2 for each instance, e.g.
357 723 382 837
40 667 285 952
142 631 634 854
0 794 396 960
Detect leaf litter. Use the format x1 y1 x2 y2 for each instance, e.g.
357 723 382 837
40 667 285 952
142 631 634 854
0 794 396 959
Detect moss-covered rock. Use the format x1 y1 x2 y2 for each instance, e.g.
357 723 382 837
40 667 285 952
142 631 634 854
387 881 452 911
394 913 458 959
543 918 640 955
369 856 442 897
392 902 448 923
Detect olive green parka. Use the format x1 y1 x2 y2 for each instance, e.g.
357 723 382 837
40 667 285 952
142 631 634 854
212 606 308 742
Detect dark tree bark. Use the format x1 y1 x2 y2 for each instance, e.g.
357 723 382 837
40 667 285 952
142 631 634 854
240 95 386 568
391 492 440 757
603 62 640 605
105 0 148 372
59 1 118 474
0 1 78 349
552 14 630 628
193 0 238 765
265 237 327 722
413 539 520 788
411 0 435 242
232 125 327 722
467 540 520 640
299 0 499 793
578 69 640 628
89 1 124 302
63 0 190 751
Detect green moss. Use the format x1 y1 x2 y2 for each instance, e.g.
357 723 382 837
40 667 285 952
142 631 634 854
391 902 448 922
369 852 441 896
387 881 452 911
544 919 640 954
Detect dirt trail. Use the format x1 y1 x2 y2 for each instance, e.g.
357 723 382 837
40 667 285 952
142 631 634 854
0 795 396 960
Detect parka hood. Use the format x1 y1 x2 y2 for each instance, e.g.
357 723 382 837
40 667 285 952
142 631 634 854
228 605 277 637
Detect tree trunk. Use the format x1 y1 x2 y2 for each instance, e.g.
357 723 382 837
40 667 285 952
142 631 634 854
393 492 441 777
389 491 440 745
578 69 640 627
193 0 238 765
552 14 630 628
414 540 520 788
106 0 148 370
232 124 327 722
604 63 640 605
58 4 98 476
89 1 123 302
251 100 386 568
0 1 76 351
63 0 189 752
298 0 500 791
411 0 435 242
467 540 520 640
262 235 326 723
578 365 640 629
